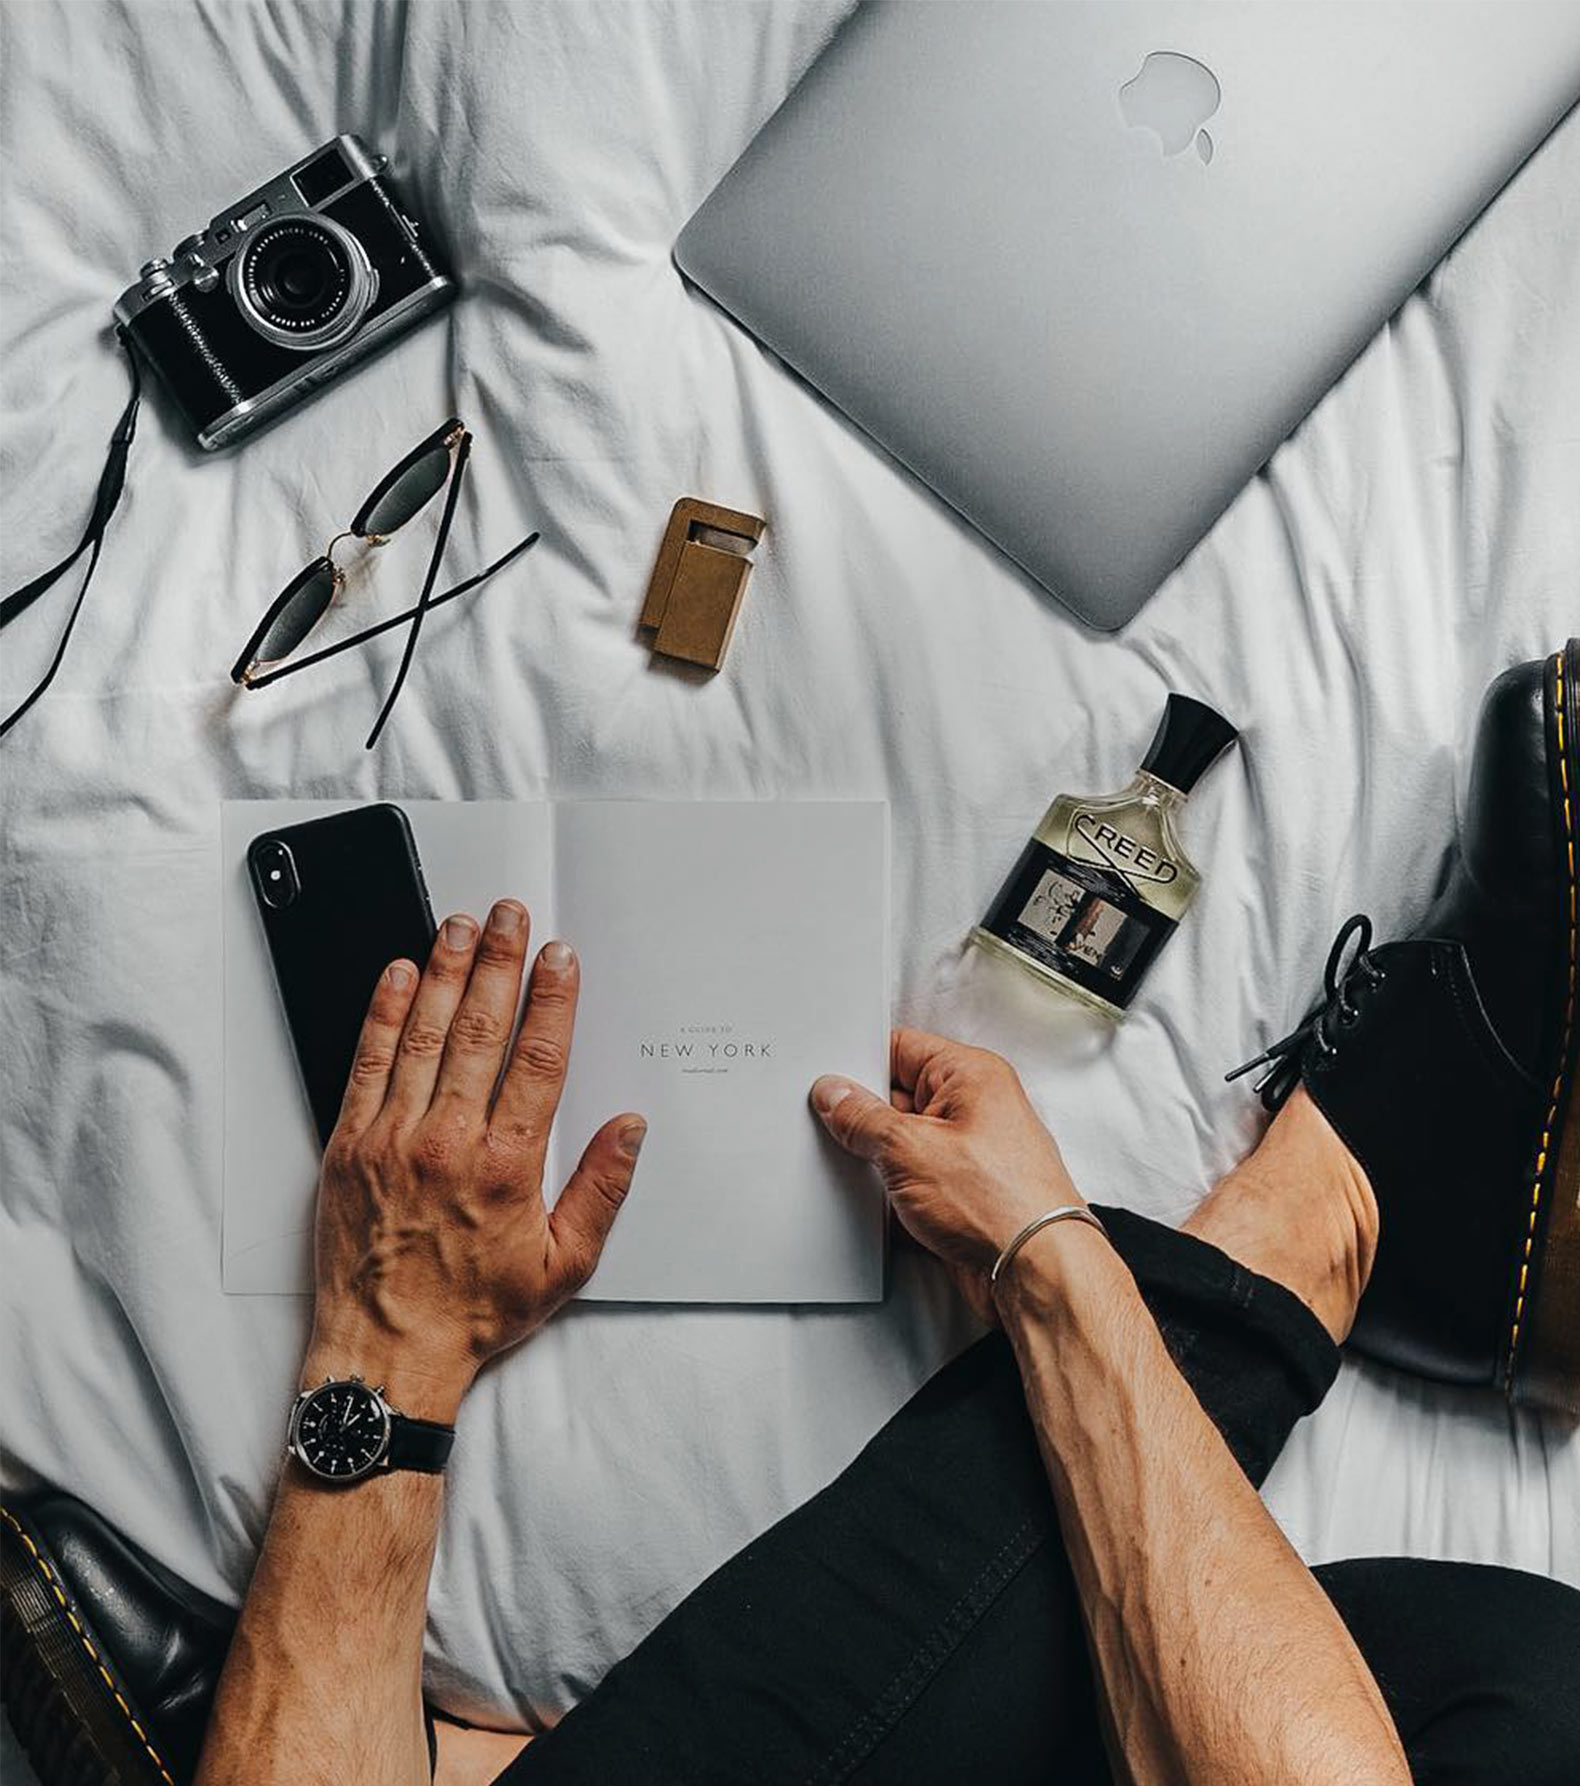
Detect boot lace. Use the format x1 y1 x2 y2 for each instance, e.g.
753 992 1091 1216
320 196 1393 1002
1226 913 1386 1110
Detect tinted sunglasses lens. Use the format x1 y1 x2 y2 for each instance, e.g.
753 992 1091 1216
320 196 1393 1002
359 446 451 537
253 562 337 666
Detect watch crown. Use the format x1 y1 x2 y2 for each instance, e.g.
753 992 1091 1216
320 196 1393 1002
350 1373 363 1382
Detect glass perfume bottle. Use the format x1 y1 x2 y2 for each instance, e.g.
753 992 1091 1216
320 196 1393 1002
972 694 1238 1019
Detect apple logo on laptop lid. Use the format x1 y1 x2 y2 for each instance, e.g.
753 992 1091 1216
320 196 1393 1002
1119 51 1221 164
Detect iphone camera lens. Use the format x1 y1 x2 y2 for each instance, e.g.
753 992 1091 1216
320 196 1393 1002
253 839 300 910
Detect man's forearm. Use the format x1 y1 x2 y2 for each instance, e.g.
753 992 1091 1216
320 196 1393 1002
997 1226 1409 1786
192 895 642 1785
193 1351 458 1786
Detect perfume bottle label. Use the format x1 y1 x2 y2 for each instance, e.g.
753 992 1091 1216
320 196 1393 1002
978 839 1176 1009
1066 811 1179 885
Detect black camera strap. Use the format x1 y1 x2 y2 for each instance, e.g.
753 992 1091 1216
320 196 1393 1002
1 333 142 740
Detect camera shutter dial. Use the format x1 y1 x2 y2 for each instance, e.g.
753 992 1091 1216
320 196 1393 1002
138 257 177 300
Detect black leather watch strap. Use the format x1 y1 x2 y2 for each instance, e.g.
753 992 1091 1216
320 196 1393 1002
385 1414 455 1475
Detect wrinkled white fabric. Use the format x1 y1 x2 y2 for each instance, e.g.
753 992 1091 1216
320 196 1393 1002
2 0 1576 1734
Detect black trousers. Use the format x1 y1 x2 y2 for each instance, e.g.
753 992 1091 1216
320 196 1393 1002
500 1210 1580 1784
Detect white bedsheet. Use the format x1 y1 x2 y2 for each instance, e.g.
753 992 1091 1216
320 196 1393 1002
2 0 1576 1734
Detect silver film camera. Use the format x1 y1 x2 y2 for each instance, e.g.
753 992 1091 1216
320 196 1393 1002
115 135 457 450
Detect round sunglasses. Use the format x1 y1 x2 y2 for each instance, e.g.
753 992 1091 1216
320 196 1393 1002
231 419 470 688
230 419 539 749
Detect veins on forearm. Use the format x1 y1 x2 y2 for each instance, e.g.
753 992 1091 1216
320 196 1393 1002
1001 1253 1409 1786
194 1470 442 1786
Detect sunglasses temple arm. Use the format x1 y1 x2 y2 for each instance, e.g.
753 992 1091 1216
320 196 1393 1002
242 530 539 690
363 433 473 750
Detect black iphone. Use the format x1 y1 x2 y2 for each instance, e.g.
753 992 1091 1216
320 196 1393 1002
247 803 436 1145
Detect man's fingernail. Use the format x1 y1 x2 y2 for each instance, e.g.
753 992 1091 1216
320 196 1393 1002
619 1119 647 1161
542 940 574 969
385 960 416 990
490 900 525 936
811 1077 854 1116
444 914 478 949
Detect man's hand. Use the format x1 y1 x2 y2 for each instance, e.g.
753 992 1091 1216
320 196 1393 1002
196 901 642 1786
306 899 646 1419
811 1028 1085 1320
817 1030 1412 1786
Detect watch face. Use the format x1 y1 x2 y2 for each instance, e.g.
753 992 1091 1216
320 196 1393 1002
291 1381 391 1482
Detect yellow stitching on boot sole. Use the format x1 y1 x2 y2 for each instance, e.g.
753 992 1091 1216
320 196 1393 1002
1507 650 1577 1391
1 1506 176 1785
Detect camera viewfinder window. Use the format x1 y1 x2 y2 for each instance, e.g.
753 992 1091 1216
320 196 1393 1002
294 146 351 207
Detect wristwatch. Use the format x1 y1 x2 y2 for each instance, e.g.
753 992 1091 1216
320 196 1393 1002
286 1376 455 1484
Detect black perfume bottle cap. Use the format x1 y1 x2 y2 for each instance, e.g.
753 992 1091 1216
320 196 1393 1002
1139 694 1238 794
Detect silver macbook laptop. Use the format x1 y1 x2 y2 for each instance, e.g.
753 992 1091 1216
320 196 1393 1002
676 2 1580 631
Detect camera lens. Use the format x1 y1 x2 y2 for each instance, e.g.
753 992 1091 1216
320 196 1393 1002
274 249 331 307
252 839 301 910
232 216 375 352
250 223 347 327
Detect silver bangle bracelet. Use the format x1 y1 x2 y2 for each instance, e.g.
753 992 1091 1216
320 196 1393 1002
989 1205 1109 1289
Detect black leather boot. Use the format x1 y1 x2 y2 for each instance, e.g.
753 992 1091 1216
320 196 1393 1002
1230 639 1580 1414
1 1494 233 1786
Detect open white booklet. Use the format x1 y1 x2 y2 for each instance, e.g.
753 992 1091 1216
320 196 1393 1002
221 800 889 1302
